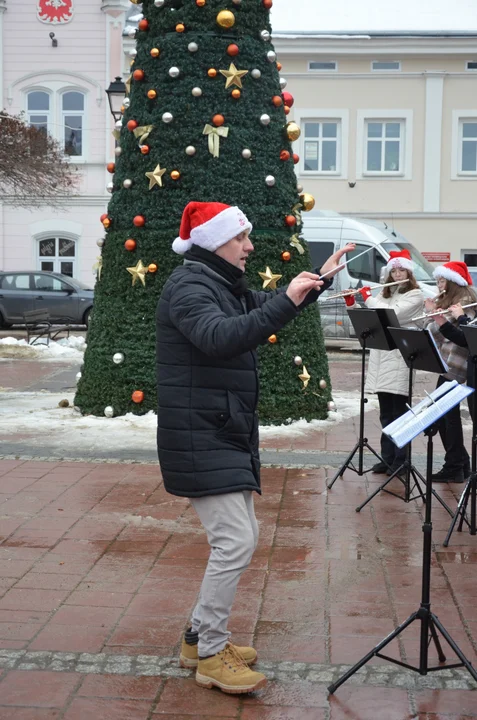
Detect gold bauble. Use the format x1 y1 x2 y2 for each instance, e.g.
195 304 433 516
170 170 181 180
286 121 301 142
208 68 218 77
231 89 241 99
300 193 315 212
268 335 278 344
216 10 235 28
150 48 160 58
148 263 158 273
147 89 157 99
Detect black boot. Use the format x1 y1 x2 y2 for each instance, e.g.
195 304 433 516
371 461 389 473
431 467 464 484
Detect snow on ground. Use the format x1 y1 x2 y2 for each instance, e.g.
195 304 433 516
0 389 375 454
0 336 85 362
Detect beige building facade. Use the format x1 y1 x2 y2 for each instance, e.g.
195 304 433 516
273 33 477 266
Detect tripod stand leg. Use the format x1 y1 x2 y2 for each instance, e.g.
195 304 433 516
327 441 360 489
428 616 446 663
444 482 470 546
471 474 476 535
431 613 477 682
457 482 471 533
356 472 396 512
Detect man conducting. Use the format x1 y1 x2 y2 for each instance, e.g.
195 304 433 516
156 201 353 695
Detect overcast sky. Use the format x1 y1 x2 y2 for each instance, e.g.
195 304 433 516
270 0 477 33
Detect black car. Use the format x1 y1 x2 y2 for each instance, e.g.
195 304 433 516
0 271 94 328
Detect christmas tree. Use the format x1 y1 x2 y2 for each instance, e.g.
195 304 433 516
75 0 332 423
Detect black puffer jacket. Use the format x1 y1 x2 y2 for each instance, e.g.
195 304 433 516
156 258 328 498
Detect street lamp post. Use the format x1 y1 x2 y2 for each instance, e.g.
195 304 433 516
106 76 126 122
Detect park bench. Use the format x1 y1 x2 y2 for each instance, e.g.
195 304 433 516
23 309 71 346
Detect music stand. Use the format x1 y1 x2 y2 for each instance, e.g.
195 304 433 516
357 327 453 516
327 308 399 490
444 325 477 545
329 382 477 695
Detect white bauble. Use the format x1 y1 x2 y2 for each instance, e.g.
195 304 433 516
319 379 327 389
267 50 277 62
123 179 133 189
115 119 122 129
265 175 276 187
113 353 124 365
162 112 173 123
191 87 202 97
251 68 262 79
106 182 114 193
104 406 114 418
297 184 304 193
96 238 104 248
123 98 130 108
188 42 199 52
154 0 165 6
260 114 271 125
114 146 122 157
327 401 336 411
75 372 82 383
169 66 180 78
279 77 287 89
294 356 303 366
185 145 196 156
242 148 252 159
260 30 271 41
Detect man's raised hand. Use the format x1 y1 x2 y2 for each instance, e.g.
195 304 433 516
286 272 323 307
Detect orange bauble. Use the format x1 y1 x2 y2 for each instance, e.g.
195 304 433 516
133 215 145 227
281 251 291 262
150 47 160 58
208 68 218 77
148 263 158 273
268 335 278 344
140 145 150 155
285 215 296 227
132 390 144 404
284 105 291 116
127 119 138 131
138 19 149 31
170 170 181 180
176 23 185 32
227 43 239 56
124 239 136 251
277 62 282 71
133 69 145 81
102 218 111 228
106 162 115 173
272 95 283 107
212 114 225 127
293 153 300 164
147 89 157 99
196 0 206 5
263 0 273 7
280 150 290 161
231 89 241 99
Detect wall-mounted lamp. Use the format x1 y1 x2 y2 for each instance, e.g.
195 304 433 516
49 32 58 47
348 181 356 188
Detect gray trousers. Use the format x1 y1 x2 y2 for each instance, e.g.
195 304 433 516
190 490 259 657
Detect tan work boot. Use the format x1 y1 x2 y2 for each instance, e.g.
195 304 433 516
195 643 267 694
180 635 258 669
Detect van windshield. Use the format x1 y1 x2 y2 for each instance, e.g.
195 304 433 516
383 241 436 284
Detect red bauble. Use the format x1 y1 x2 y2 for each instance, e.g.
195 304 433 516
133 215 145 227
272 95 283 107
227 43 239 56
133 69 145 81
106 162 115 173
212 114 225 127
124 239 136 251
263 0 273 7
138 18 149 31
140 145 150 155
285 215 296 227
282 91 294 108
293 153 300 164
100 213 108 223
127 119 138 131
280 150 290 161
132 390 144 404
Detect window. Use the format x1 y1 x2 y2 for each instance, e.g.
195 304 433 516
308 241 335 269
365 121 403 173
27 91 50 133
466 61 477 71
33 274 72 292
459 120 477 173
372 61 401 71
0 274 31 290
303 121 340 173
62 91 84 157
309 61 337 72
38 237 76 277
347 245 382 283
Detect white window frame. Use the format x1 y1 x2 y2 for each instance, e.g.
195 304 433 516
36 234 78 277
60 89 85 160
465 61 477 71
371 60 401 72
308 61 338 72
26 89 52 134
356 109 413 180
451 111 477 179
295 109 349 179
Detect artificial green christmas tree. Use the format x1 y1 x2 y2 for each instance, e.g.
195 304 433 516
75 0 332 423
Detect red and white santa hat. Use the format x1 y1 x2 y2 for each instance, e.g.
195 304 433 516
385 249 414 275
433 261 473 287
172 201 252 255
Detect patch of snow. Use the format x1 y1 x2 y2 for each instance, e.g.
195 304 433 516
0 336 85 361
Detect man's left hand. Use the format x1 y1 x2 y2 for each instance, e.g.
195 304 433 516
319 243 356 279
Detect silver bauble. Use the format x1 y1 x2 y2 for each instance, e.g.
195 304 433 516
162 112 173 123
75 372 82 383
114 146 122 157
319 379 328 389
327 401 337 411
113 353 124 365
169 66 180 78
104 406 114 418
188 42 199 52
265 175 276 187
251 68 262 79
267 50 277 62
128 49 137 58
96 238 104 248
185 145 196 156
242 148 252 159
279 76 287 89
115 119 122 129
106 182 114 193
297 184 304 193
294 356 303 366
123 179 133 189
260 113 271 125
191 87 202 97
123 98 130 108
260 30 271 41
154 0 165 6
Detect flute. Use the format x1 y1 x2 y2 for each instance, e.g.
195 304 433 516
323 279 408 302
411 301 477 323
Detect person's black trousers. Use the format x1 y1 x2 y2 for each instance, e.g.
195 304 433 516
377 392 409 468
436 375 470 471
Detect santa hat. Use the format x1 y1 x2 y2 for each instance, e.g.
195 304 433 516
385 249 414 275
433 261 473 287
172 201 252 255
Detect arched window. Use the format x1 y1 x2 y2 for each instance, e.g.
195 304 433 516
27 90 50 133
62 91 84 157
38 237 77 277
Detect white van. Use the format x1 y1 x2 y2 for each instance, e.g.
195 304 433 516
303 211 437 340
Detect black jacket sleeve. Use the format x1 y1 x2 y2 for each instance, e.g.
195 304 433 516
169 276 299 359
439 318 470 348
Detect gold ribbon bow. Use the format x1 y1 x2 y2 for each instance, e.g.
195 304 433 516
92 256 103 280
290 234 305 255
203 124 229 157
134 124 154 145
292 202 303 227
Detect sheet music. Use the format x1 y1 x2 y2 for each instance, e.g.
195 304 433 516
383 381 473 448
426 328 449 373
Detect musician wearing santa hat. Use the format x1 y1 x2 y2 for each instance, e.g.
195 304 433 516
344 249 424 476
155 201 354 694
423 261 477 483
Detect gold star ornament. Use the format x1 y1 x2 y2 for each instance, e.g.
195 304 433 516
125 74 132 95
219 62 248 89
145 163 167 189
299 365 311 389
258 266 282 290
127 259 148 286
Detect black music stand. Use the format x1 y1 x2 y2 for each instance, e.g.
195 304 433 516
329 383 477 695
327 307 399 490
444 324 477 545
357 327 453 516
